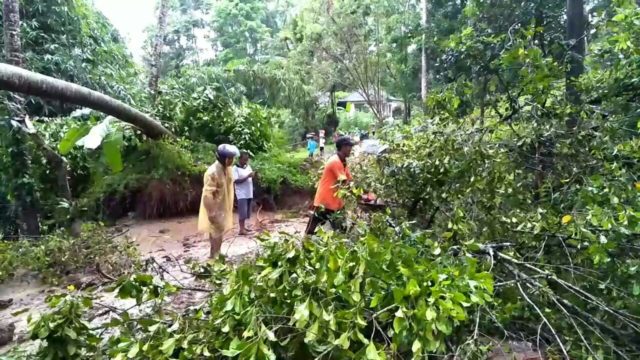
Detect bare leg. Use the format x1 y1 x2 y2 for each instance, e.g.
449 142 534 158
209 233 222 258
239 219 247 235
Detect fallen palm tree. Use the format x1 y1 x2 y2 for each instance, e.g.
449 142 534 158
0 63 172 139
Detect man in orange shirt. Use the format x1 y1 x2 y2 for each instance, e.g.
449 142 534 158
305 136 355 235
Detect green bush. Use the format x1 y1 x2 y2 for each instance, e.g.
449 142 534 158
156 68 273 154
337 110 376 134
252 147 317 192
0 223 138 285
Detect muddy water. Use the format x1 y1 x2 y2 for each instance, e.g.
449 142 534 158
0 211 309 354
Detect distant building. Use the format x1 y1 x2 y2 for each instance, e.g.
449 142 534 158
337 91 403 118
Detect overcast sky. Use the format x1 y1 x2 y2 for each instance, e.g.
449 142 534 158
94 0 156 62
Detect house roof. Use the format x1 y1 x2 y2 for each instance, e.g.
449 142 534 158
339 91 401 103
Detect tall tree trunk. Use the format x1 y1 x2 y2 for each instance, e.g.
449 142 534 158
420 0 428 104
330 83 337 116
535 3 546 56
479 76 487 123
149 0 170 100
3 0 25 113
3 0 22 68
566 0 586 129
0 63 173 138
403 97 411 123
3 0 40 236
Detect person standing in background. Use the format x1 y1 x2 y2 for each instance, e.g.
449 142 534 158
233 151 254 235
319 135 326 157
307 135 318 158
198 144 239 258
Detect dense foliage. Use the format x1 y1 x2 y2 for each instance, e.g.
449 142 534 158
0 223 137 285
156 71 273 154
2 0 640 358
0 0 145 117
24 221 493 359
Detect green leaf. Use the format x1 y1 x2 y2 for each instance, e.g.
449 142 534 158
328 255 339 271
161 337 177 355
425 307 437 321
366 342 381 360
66 343 77 356
262 324 277 342
58 125 90 154
63 327 77 340
335 332 350 349
405 279 420 297
612 13 626 22
304 320 320 343
37 326 50 339
127 343 140 358
221 338 244 357
293 299 310 328
435 320 452 335
393 316 406 333
220 348 242 357
412 339 422 354
102 132 123 173
392 287 404 303
258 341 276 360
370 293 382 308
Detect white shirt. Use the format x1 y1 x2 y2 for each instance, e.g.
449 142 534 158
319 138 326 147
232 164 253 199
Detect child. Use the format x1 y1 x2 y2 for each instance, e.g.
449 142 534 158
307 136 318 158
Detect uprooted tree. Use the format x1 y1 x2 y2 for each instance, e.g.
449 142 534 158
0 64 172 139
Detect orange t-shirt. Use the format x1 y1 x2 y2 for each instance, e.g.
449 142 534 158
313 155 353 211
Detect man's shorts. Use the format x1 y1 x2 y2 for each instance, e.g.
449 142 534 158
237 198 252 221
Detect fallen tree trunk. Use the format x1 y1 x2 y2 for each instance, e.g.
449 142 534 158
0 63 172 139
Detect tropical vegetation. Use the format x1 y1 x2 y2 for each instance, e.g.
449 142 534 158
1 0 640 359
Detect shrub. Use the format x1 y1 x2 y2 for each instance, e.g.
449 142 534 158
156 71 273 154
0 223 138 285
252 147 317 193
337 110 376 135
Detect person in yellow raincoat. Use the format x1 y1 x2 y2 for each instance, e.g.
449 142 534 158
198 144 239 258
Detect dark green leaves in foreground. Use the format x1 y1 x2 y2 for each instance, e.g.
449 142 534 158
27 221 492 359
